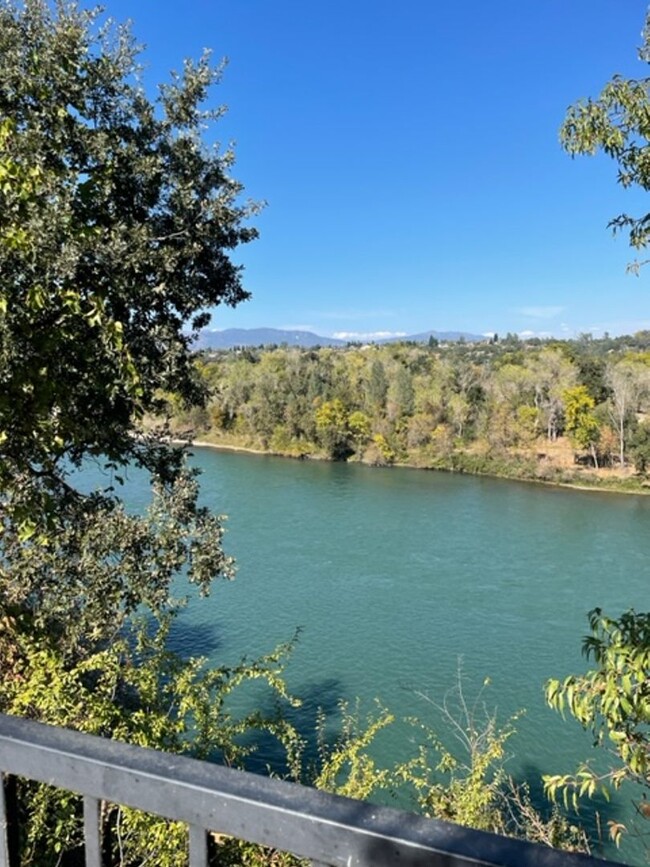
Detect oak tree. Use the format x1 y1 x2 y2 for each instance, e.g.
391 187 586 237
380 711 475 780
0 0 258 534
0 0 260 664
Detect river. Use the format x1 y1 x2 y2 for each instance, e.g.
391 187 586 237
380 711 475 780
93 448 650 863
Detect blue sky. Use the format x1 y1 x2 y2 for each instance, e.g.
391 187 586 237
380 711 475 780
106 1 649 339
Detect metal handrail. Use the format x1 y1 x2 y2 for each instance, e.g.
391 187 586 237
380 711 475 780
0 713 621 867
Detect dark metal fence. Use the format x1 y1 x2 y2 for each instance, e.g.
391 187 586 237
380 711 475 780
0 713 621 867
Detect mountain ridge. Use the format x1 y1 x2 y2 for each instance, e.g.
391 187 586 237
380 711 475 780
196 327 485 350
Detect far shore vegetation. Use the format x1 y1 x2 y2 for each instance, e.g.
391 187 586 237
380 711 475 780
156 330 650 495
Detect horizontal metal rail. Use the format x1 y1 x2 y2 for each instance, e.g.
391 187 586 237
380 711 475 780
0 713 621 867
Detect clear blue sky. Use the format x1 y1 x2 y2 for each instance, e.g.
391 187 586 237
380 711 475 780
106 1 649 339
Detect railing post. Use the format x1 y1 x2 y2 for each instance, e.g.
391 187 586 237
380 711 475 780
0 773 8 867
83 795 102 867
189 824 208 867
0 774 18 867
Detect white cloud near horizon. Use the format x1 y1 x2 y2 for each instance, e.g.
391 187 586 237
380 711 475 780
518 329 552 339
332 330 408 341
516 305 565 319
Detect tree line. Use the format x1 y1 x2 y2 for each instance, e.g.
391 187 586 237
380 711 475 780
164 334 650 486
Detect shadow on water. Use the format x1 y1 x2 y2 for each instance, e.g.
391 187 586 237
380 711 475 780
239 676 348 779
166 614 225 657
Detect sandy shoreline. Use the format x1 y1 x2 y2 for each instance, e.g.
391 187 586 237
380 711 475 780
171 438 278 458
171 438 270 456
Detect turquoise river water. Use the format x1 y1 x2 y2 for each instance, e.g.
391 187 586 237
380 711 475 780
84 448 649 863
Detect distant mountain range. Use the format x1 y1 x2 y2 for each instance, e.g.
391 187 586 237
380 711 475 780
196 327 484 350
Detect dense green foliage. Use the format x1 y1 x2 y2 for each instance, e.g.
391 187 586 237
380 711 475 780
164 335 650 487
2 622 303 865
0 0 258 535
0 0 258 678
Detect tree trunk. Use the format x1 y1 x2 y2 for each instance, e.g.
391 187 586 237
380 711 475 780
619 417 625 468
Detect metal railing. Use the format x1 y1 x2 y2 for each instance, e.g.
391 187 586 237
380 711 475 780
0 713 621 867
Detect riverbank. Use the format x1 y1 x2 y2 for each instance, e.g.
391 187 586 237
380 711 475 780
170 433 650 496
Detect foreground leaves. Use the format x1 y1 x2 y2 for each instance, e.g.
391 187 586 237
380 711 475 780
545 609 650 846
